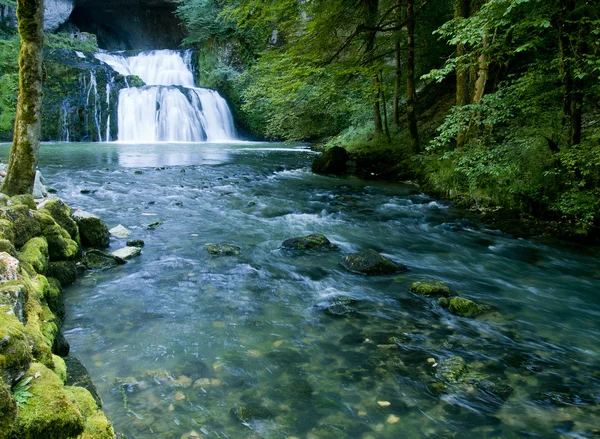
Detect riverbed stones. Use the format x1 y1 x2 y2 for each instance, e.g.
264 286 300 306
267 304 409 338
72 210 110 248
205 243 241 256
312 146 350 175
410 281 451 297
230 404 273 422
126 239 145 248
282 234 338 250
109 224 131 238
439 297 487 317
112 246 141 260
341 249 407 275
83 250 121 270
436 356 468 384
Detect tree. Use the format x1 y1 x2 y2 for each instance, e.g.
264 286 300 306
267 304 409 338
406 0 420 153
1 0 44 196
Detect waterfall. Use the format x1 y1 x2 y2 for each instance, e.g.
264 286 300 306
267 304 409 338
95 50 237 143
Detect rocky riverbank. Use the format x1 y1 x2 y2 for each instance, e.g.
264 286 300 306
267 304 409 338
0 186 134 438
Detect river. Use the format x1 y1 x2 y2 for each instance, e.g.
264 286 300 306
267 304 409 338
2 141 599 438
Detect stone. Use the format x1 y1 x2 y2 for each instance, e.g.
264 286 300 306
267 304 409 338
0 282 27 323
44 0 75 31
436 356 468 384
83 249 121 270
64 357 103 408
47 261 78 287
312 147 350 175
0 381 17 438
72 210 110 248
0 252 20 283
0 205 42 248
320 296 358 317
230 404 273 422
411 281 451 298
52 330 70 357
146 221 163 230
0 240 17 258
447 297 487 317
109 225 131 238
9 194 36 209
38 199 78 241
205 243 241 256
281 234 338 250
32 171 48 199
0 310 32 385
126 240 145 248
111 246 141 260
341 249 408 275
18 237 49 274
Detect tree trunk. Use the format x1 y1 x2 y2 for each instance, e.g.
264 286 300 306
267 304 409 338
380 70 391 143
558 0 576 139
372 75 384 136
406 0 420 154
472 34 489 105
363 0 383 137
455 0 470 149
393 0 403 126
2 0 44 196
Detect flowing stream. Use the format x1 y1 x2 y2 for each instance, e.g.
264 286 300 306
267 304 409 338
3 142 600 438
95 50 237 143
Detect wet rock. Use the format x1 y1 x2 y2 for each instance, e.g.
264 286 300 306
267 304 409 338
47 261 78 287
38 199 78 242
264 349 306 367
320 296 359 317
52 330 70 357
0 310 32 385
436 356 468 384
0 381 16 438
72 210 110 248
18 237 49 274
282 234 339 251
230 404 273 422
126 239 145 248
109 224 132 238
64 357 103 408
82 249 121 270
410 280 451 297
0 252 20 282
341 249 407 275
312 146 350 175
146 221 163 230
32 170 47 199
0 205 42 247
205 243 241 256
444 297 488 317
112 246 142 260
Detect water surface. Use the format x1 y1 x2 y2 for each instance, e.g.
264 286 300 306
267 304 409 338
3 142 599 438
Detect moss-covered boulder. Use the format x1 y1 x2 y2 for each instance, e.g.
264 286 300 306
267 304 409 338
312 146 350 175
410 280 451 298
0 381 17 438
435 356 468 384
9 195 36 210
0 281 27 323
52 355 67 384
320 296 358 317
0 239 18 257
33 212 80 262
341 249 407 275
72 210 110 249
82 250 120 270
0 206 42 248
0 310 33 385
205 243 241 256
46 262 78 287
0 252 21 283
282 234 338 250
18 237 49 275
0 219 15 243
444 297 487 317
64 357 102 408
38 199 79 242
10 363 86 439
44 278 65 324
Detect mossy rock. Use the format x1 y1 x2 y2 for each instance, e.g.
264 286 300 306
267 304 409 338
321 296 359 317
64 357 102 408
9 194 36 210
52 355 67 384
312 146 349 175
435 356 468 384
447 297 487 317
42 224 80 262
0 310 32 386
0 206 42 248
341 249 408 276
126 239 145 248
0 280 27 323
79 411 115 439
44 277 65 324
72 210 110 249
0 239 17 257
281 234 339 250
0 381 17 438
52 330 70 358
10 363 85 439
82 250 120 270
205 243 241 256
18 237 49 275
46 262 77 287
0 219 15 243
230 404 273 422
39 199 79 242
411 281 451 297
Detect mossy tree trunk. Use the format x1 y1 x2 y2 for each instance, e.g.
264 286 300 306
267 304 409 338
406 0 420 154
455 0 470 149
1 0 45 196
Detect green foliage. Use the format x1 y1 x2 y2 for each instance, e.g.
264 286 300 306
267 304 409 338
12 376 33 407
44 32 99 53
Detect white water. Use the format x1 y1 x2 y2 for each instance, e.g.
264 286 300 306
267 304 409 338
95 50 237 143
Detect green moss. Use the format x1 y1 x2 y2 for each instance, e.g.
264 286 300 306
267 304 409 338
0 380 17 438
52 355 67 384
410 280 451 297
79 412 115 439
46 261 77 287
435 356 468 384
72 211 110 249
39 199 79 243
0 206 41 248
11 363 85 439
281 234 338 250
0 239 17 256
41 224 80 261
448 297 486 317
9 195 36 209
205 243 241 256
0 219 15 243
82 250 118 270
0 309 32 386
68 386 98 418
18 237 48 274
341 249 408 275
127 75 145 88
44 277 64 323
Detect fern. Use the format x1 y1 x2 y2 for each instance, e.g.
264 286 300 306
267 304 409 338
12 376 33 407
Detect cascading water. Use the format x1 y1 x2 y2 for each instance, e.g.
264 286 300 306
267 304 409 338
95 50 237 143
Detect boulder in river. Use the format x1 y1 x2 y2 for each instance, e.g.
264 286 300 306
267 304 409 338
321 296 359 317
312 147 350 175
72 210 110 248
109 224 131 238
205 243 241 256
410 281 451 298
435 356 468 384
341 249 408 275
126 240 145 248
46 261 78 287
82 250 122 271
282 234 338 251
439 296 488 317
112 246 141 261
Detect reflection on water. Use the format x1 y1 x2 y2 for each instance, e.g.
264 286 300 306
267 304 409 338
2 142 599 439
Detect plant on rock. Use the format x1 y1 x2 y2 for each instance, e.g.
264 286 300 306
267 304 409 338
12 376 33 407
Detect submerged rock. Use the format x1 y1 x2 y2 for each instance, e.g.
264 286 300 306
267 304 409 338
109 225 131 238
441 297 488 317
410 280 451 297
205 243 241 256
230 404 273 422
282 234 338 250
72 210 110 248
436 356 468 384
126 240 145 248
112 246 141 260
320 296 359 317
83 250 122 270
341 249 407 275
312 146 350 175
64 357 102 408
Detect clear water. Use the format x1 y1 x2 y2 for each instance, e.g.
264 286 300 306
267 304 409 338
2 142 600 438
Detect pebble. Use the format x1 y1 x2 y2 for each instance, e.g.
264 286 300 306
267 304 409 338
273 340 284 348
387 415 400 424
174 391 186 401
377 401 391 407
